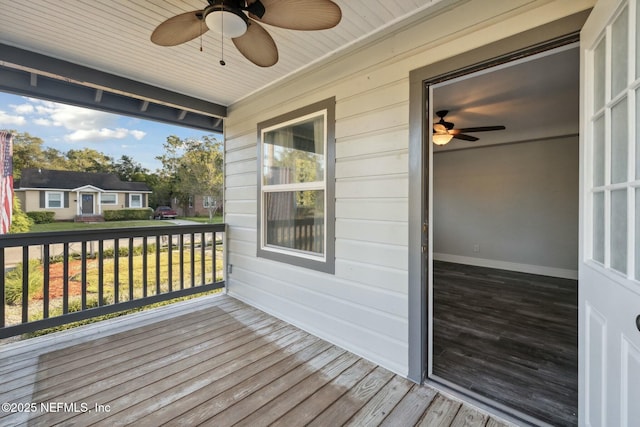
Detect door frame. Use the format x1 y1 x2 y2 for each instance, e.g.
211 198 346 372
407 9 589 421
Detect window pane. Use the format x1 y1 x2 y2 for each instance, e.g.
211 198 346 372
594 38 606 111
131 195 142 207
593 191 605 263
611 99 628 184
102 194 116 204
611 189 627 273
611 7 629 97
593 114 605 187
265 190 324 255
263 114 325 185
48 193 62 208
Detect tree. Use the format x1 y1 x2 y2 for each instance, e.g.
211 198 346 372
10 131 48 178
156 135 223 216
112 155 149 182
65 148 113 173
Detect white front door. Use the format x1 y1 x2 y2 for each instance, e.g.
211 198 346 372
581 0 640 425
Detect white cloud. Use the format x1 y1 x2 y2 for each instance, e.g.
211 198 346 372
130 130 146 140
0 110 26 126
66 128 130 142
33 118 54 126
13 98 147 143
11 103 34 114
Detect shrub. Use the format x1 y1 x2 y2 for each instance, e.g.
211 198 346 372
10 196 34 233
4 261 43 305
26 211 56 224
104 208 153 221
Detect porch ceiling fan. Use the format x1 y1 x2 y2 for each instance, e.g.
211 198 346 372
432 110 506 145
151 0 342 67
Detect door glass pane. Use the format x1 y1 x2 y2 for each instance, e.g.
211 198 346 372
594 114 605 186
593 191 605 263
611 99 628 184
611 189 627 273
637 0 640 79
594 38 606 111
637 89 640 180
611 6 629 97
636 188 640 280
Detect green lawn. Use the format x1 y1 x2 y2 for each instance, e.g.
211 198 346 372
179 214 223 224
30 220 166 233
27 216 223 233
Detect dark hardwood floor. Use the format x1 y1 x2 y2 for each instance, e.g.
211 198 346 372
432 261 578 426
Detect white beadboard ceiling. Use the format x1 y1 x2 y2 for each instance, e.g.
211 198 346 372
0 0 443 107
0 0 581 144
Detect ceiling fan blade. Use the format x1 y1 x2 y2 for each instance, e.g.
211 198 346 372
248 0 341 30
433 123 447 133
454 126 506 133
151 11 207 46
453 133 479 142
232 19 278 67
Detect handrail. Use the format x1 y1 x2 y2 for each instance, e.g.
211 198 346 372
0 223 226 339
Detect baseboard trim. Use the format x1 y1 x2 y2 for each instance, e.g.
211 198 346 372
433 253 578 280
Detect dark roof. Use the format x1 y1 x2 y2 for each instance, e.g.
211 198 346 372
16 168 151 192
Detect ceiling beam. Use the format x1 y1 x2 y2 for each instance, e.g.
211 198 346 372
0 43 226 132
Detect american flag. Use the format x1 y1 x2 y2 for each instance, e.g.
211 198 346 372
0 131 13 234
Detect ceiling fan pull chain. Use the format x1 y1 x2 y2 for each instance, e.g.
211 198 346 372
220 0 226 65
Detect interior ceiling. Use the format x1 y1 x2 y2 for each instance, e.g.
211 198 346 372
0 0 579 141
433 45 579 151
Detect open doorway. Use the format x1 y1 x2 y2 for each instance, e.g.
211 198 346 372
428 45 579 425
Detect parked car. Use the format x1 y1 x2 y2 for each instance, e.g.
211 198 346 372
154 206 177 219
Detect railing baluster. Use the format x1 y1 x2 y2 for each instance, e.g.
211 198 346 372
81 241 87 310
142 237 148 298
213 231 217 283
43 245 49 318
200 232 205 286
22 246 29 323
128 237 134 301
63 243 69 315
98 240 104 306
168 234 173 292
114 239 119 304
190 233 195 288
155 235 160 295
179 234 184 290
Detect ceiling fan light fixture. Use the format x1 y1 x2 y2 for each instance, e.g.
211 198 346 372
433 133 454 145
205 7 248 38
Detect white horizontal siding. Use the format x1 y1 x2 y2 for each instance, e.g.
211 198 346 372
223 0 594 376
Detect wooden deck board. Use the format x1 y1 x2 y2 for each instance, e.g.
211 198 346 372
0 294 516 427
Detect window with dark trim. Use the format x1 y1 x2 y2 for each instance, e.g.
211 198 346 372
45 191 64 208
257 98 335 273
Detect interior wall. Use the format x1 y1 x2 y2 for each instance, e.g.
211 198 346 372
434 136 579 278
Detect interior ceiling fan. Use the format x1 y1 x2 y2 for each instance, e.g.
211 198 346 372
151 0 342 67
432 110 506 145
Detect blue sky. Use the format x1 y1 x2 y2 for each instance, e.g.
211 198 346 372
0 92 221 171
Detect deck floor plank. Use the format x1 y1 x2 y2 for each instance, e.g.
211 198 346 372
198 344 345 426
232 351 361 427
380 382 438 426
3 307 264 400
344 374 414 426
307 366 395 426
417 393 463 426
0 294 518 427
